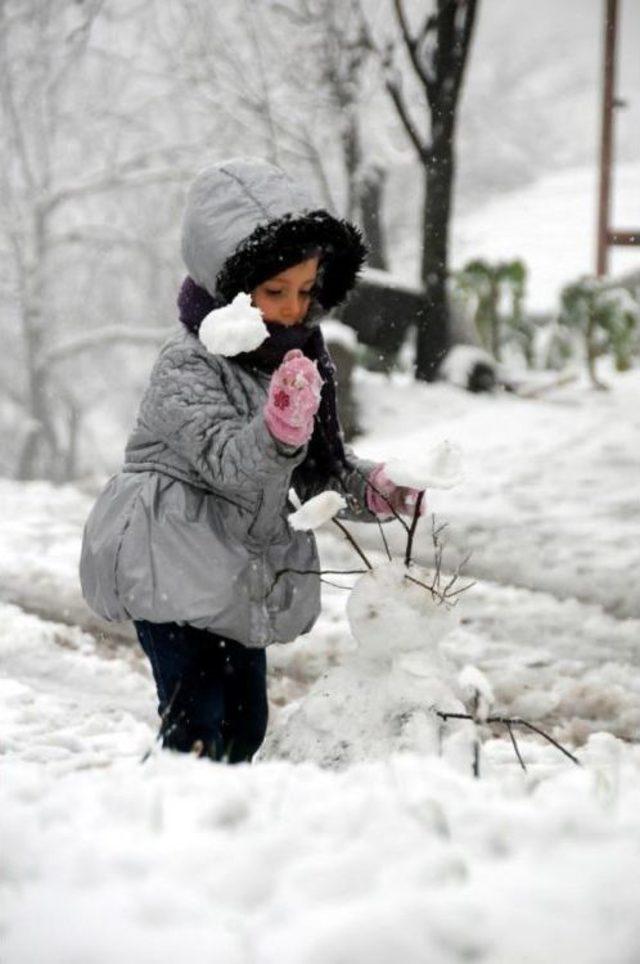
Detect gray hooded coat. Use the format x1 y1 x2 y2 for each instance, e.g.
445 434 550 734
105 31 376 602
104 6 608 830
79 157 377 648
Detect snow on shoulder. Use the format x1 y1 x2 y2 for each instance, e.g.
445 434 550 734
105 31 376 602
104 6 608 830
199 292 268 356
288 491 346 530
385 439 464 490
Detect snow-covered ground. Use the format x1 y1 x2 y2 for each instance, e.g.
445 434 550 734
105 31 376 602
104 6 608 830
451 162 640 313
1 363 640 962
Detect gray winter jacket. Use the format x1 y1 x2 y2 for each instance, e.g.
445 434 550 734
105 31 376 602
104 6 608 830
79 157 377 647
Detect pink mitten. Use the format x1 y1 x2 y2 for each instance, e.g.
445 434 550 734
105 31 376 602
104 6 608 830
264 349 323 447
366 463 426 518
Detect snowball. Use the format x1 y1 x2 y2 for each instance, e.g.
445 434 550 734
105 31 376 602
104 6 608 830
457 665 494 721
198 292 268 356
288 491 346 531
384 440 464 490
346 560 457 666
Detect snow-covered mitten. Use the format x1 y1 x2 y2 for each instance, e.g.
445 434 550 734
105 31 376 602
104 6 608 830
264 349 323 447
365 463 426 518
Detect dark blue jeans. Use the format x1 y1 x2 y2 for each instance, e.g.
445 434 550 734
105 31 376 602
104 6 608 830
134 620 268 764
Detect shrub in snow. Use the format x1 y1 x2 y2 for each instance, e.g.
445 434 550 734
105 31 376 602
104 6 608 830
452 258 534 367
558 277 640 387
532 320 579 372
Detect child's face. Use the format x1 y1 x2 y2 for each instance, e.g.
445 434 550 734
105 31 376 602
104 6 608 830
251 256 319 327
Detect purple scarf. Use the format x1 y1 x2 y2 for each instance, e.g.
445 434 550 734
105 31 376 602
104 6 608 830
177 277 351 484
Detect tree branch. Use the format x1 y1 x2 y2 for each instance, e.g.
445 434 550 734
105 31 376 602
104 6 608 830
392 0 432 93
39 326 169 370
41 166 192 215
449 0 479 105
384 71 431 163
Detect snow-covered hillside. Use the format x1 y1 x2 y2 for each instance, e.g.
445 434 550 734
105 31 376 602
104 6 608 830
452 163 640 313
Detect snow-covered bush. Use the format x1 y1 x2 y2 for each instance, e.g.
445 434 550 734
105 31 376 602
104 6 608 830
452 258 534 366
557 276 640 387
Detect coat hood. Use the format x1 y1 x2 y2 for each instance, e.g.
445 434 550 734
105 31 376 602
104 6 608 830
180 157 368 311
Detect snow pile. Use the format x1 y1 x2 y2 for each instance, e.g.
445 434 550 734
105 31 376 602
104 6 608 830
3 692 640 964
198 292 268 356
288 491 346 531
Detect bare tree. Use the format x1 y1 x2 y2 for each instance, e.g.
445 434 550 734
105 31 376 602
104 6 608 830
271 0 389 267
171 0 388 263
0 0 198 481
359 0 480 380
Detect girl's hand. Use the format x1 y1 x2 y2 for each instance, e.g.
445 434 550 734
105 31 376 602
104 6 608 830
365 463 426 518
264 349 323 447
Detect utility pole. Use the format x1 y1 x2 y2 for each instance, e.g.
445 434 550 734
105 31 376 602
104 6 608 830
596 0 639 276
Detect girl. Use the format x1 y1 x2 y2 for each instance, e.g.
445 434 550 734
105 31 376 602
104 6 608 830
80 157 423 763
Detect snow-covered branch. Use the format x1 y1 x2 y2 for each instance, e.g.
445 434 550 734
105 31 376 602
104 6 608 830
39 326 169 370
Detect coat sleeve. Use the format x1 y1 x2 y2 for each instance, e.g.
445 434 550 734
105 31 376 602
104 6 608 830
138 343 307 496
292 444 381 524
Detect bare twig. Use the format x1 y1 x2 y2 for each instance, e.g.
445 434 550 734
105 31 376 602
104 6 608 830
268 567 367 594
353 464 410 534
434 710 581 768
505 718 581 767
472 741 481 779
505 721 527 772
404 490 425 566
445 581 477 599
441 550 472 596
320 578 357 591
332 517 374 571
471 689 481 778
377 518 392 561
431 516 449 545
